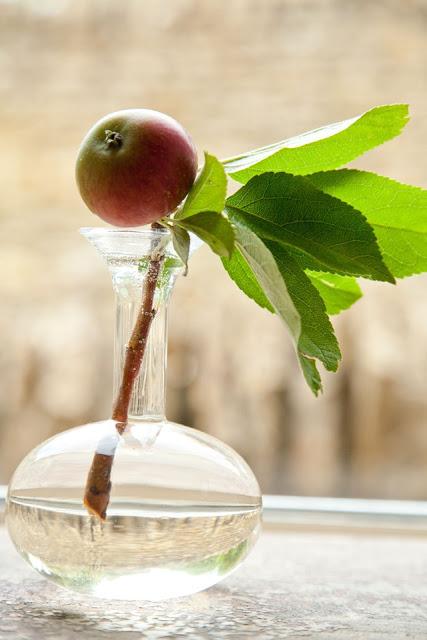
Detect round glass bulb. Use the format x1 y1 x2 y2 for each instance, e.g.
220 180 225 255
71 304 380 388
6 419 262 601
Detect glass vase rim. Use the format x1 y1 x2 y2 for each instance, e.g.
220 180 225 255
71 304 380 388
80 225 203 260
80 225 170 241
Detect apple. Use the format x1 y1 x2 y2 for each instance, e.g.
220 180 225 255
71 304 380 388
76 109 198 227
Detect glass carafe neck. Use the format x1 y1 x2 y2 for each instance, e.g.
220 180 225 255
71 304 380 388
81 227 192 423
112 257 176 422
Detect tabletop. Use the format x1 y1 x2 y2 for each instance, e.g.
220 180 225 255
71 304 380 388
2 521 427 639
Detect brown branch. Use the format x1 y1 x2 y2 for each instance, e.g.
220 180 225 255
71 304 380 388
83 453 115 520
111 256 163 426
84 229 164 520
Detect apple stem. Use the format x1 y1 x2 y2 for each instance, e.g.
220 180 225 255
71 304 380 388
83 223 165 519
104 129 123 149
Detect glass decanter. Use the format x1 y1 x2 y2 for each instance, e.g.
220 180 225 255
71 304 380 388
6 227 262 601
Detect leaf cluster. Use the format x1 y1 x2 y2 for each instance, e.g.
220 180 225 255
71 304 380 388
164 105 427 394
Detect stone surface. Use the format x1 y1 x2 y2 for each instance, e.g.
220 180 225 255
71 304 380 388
1 524 427 639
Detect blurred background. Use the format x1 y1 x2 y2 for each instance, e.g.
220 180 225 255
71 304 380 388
1 0 427 499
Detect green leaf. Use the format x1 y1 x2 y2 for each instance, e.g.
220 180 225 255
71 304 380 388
226 172 394 282
306 271 362 315
264 240 341 374
299 356 323 396
223 104 409 183
309 169 427 279
177 211 235 258
222 247 361 322
222 248 274 313
227 219 301 340
223 217 341 394
171 225 191 275
176 152 227 220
